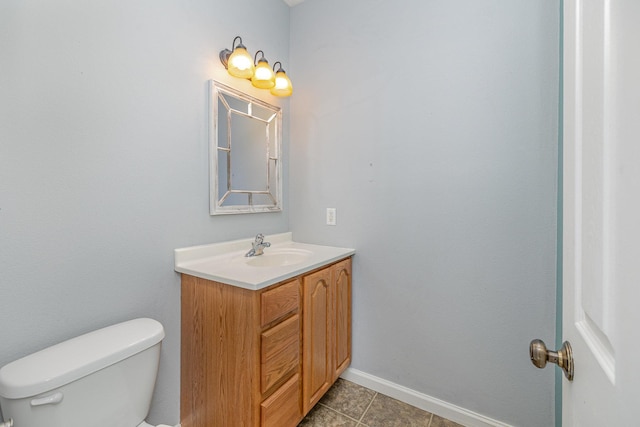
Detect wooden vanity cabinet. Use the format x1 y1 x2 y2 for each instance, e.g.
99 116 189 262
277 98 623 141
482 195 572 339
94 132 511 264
302 258 352 414
180 257 351 427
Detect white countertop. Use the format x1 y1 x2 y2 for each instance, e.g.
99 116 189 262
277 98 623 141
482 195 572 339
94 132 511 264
174 232 355 290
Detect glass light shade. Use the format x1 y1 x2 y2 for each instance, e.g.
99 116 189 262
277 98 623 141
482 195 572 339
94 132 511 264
227 47 254 78
251 60 276 89
270 71 293 97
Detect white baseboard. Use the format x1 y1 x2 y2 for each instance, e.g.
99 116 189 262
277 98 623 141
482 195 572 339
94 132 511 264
340 368 513 427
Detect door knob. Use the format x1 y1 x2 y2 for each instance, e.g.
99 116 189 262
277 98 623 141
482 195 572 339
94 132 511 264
529 339 574 381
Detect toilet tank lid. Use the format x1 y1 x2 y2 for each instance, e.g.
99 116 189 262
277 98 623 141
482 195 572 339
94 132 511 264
0 318 165 399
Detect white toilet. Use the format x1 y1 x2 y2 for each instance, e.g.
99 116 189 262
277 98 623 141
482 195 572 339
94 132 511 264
0 318 172 427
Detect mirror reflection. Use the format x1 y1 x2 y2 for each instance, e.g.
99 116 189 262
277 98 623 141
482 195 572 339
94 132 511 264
210 81 282 215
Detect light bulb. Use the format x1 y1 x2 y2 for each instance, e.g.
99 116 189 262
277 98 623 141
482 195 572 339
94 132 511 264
227 46 254 79
270 70 293 97
252 59 276 89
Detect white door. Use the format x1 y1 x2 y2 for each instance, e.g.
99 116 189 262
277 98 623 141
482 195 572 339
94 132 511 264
563 0 640 425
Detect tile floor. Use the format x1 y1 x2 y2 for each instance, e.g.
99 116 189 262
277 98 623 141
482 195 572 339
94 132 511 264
298 379 465 427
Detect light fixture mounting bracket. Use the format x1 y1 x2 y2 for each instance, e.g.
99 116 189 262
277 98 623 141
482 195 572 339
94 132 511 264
219 49 231 69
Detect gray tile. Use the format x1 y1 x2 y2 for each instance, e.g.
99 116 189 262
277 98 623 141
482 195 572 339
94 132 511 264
430 415 466 427
319 379 376 420
361 393 432 427
298 404 358 427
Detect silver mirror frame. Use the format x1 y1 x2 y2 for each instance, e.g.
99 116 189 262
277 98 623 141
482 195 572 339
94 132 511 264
209 80 282 215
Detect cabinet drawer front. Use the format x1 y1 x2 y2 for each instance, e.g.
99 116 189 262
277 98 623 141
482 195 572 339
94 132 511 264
261 314 300 394
261 374 301 427
261 279 300 326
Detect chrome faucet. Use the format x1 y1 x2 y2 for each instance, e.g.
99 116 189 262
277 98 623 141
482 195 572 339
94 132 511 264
245 233 271 257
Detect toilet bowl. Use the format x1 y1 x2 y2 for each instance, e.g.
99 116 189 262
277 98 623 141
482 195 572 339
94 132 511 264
0 318 171 427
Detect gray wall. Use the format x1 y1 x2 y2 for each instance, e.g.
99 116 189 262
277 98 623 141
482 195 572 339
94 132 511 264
0 0 290 424
289 1 559 426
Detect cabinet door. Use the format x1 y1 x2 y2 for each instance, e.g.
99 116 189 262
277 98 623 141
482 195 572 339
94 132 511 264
302 267 332 414
332 258 352 380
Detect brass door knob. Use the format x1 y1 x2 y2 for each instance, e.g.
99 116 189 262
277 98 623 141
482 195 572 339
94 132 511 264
529 339 574 381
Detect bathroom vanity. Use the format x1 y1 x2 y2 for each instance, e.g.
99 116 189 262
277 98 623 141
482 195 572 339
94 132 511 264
175 234 354 427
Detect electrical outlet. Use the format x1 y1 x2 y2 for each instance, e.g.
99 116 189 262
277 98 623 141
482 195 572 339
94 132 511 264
326 208 337 226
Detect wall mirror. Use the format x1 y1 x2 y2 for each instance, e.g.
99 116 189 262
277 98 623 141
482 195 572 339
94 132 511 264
209 80 282 215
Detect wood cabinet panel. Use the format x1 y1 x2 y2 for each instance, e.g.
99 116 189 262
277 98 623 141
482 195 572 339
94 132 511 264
181 275 260 427
260 374 302 427
333 258 352 379
261 314 300 394
302 267 332 414
261 279 300 326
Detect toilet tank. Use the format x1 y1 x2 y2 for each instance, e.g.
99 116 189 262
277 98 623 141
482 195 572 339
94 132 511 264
0 318 165 427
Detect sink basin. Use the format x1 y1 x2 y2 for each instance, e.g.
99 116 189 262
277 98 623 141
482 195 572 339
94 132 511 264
245 248 313 267
174 232 355 290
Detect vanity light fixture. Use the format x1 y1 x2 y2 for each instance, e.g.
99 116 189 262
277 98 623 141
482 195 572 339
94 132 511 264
219 36 254 79
270 62 293 97
251 50 276 89
219 35 293 97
